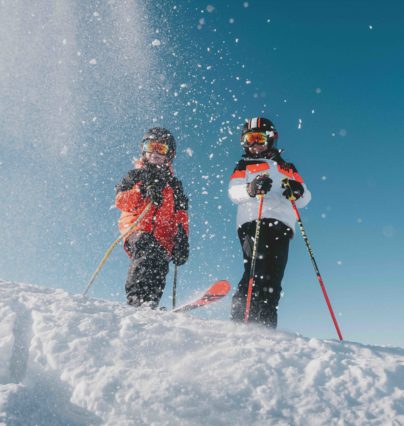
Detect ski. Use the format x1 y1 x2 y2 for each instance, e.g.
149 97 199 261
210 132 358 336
173 280 231 313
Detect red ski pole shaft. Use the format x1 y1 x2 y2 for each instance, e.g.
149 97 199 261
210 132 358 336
244 194 265 322
283 179 343 341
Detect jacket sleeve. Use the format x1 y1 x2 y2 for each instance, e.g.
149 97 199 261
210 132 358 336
172 178 189 236
115 170 145 212
176 210 189 236
228 160 251 204
296 181 311 208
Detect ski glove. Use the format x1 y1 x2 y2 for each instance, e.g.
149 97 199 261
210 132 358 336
172 225 189 266
282 179 304 200
144 184 164 206
139 163 171 206
247 175 273 197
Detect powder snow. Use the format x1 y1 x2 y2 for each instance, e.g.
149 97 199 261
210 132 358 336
0 280 403 425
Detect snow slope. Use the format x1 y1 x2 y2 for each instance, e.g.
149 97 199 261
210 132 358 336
0 280 403 426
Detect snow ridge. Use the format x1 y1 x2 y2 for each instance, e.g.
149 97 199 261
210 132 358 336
0 280 403 426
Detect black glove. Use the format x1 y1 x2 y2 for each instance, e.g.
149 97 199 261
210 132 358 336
172 225 189 266
247 175 273 197
140 163 169 206
282 179 304 200
145 184 163 206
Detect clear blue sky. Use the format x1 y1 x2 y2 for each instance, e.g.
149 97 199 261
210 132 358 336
1 0 403 346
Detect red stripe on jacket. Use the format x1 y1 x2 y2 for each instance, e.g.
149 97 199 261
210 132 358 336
230 169 246 180
277 164 304 183
246 163 269 174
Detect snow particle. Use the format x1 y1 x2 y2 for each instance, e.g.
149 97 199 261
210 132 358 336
243 2 249 7
206 5 215 13
151 39 161 47
315 88 322 94
89 58 97 65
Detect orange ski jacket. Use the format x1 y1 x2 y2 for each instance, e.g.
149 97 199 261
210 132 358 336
115 161 189 257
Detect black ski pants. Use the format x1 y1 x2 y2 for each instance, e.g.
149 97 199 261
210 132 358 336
231 219 292 328
125 232 169 308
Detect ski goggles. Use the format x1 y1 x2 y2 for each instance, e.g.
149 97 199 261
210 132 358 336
242 132 268 146
142 140 169 155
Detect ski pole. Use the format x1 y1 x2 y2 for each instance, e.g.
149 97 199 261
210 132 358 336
83 201 153 297
244 194 265 322
172 265 178 309
282 178 343 341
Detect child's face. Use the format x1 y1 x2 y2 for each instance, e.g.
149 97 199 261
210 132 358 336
248 144 267 155
144 151 168 165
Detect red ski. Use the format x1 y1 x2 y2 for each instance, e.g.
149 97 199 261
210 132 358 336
173 280 231 313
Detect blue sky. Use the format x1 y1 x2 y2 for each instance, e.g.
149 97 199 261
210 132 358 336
1 0 403 346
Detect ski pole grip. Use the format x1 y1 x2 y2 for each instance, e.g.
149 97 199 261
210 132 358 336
282 178 296 201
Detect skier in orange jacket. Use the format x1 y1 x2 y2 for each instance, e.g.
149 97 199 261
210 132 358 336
115 128 189 307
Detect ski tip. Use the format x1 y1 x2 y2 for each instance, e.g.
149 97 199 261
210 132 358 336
211 280 232 295
172 280 232 313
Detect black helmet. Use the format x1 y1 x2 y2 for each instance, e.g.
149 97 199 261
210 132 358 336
141 127 176 161
241 117 278 149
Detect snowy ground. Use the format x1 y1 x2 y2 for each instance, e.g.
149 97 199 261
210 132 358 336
0 280 403 426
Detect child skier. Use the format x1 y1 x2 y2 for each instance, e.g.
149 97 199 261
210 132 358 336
228 117 311 328
115 127 189 308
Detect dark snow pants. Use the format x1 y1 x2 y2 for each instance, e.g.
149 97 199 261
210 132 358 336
231 219 292 328
125 232 169 308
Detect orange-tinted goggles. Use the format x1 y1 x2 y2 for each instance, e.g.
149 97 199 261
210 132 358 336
143 140 169 155
242 132 268 146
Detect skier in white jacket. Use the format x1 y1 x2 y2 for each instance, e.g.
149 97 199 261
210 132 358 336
228 117 311 327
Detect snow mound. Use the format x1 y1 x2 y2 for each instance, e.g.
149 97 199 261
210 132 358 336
0 280 403 425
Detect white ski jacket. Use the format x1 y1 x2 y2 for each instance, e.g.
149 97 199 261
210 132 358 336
228 153 311 233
